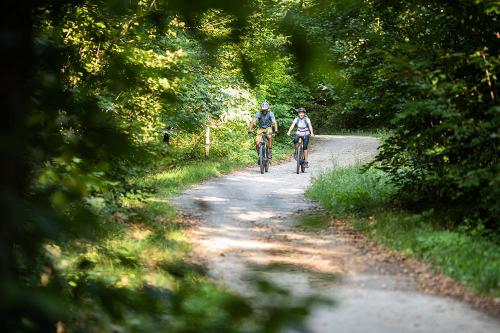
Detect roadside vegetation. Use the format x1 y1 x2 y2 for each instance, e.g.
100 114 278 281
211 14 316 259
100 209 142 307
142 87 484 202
319 129 391 139
302 0 499 299
306 165 500 297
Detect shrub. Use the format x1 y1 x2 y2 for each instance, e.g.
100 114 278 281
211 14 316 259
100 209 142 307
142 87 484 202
306 165 396 215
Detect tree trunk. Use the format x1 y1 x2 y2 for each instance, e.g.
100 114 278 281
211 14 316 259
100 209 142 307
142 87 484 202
0 0 35 329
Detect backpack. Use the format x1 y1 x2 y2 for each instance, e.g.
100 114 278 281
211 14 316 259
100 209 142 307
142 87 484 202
295 116 310 134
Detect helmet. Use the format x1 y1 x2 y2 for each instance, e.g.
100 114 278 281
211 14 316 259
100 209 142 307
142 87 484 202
297 107 307 114
260 102 270 110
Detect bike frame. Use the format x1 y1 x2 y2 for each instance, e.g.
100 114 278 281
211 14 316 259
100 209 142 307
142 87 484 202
259 133 268 159
291 134 308 174
250 131 273 174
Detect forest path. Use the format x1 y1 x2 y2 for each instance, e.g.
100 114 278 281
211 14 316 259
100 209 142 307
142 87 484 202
173 135 499 333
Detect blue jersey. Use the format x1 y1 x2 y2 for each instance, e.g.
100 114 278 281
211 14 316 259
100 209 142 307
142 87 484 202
254 111 276 128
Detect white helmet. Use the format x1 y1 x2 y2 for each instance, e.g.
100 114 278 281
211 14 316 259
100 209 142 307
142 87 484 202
260 102 270 110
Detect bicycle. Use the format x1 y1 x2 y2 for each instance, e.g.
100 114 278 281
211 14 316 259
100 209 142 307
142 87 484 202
249 132 274 174
290 134 308 174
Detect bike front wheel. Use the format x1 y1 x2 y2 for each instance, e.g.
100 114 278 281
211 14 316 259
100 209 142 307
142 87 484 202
296 147 302 174
260 144 266 174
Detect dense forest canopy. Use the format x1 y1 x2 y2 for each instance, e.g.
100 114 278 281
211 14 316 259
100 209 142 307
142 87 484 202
1 0 498 331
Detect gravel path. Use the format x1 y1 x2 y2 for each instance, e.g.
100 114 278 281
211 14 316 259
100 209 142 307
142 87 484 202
173 135 500 333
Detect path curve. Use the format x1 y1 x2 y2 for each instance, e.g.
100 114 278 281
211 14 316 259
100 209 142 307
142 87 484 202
173 135 499 333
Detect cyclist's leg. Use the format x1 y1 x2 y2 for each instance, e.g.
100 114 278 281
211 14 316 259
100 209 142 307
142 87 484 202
303 135 310 166
266 127 273 149
255 128 264 153
264 127 272 158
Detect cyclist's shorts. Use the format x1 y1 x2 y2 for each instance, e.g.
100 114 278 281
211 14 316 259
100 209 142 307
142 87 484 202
294 134 310 149
256 127 273 144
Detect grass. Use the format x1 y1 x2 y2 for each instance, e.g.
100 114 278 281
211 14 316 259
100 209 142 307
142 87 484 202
306 165 500 296
53 141 308 331
306 166 395 215
320 128 391 139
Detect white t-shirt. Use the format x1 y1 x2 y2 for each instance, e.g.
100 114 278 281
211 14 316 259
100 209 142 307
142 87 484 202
293 116 311 136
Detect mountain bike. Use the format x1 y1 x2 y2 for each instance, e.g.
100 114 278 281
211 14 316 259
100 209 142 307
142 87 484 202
250 132 274 174
290 134 308 174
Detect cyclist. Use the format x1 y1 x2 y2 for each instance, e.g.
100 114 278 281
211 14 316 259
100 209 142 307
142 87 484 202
287 107 315 167
248 102 278 160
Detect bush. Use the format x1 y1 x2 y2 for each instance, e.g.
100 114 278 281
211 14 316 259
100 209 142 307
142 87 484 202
306 165 396 215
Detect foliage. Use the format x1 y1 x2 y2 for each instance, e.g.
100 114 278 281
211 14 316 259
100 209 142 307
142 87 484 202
368 1 500 228
306 165 395 215
291 0 499 228
3 0 310 332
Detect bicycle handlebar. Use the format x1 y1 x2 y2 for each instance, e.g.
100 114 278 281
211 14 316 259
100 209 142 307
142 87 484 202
248 132 276 137
289 134 311 138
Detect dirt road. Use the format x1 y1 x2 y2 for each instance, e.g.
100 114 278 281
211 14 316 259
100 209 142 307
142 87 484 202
173 135 499 333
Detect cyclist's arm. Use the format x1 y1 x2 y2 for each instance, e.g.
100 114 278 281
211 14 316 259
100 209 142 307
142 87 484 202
307 118 315 136
248 113 259 132
270 112 278 133
287 119 297 136
248 119 256 131
272 120 278 133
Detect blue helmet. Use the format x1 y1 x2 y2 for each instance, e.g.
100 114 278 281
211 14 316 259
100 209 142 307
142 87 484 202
260 102 270 110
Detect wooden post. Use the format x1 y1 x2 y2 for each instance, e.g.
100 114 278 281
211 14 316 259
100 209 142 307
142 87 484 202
205 125 210 157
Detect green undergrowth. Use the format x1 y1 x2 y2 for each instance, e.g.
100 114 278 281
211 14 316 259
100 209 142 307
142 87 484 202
54 141 308 332
306 165 500 297
320 128 391 139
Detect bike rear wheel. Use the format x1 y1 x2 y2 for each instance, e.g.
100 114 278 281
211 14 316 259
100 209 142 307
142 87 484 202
259 144 265 174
